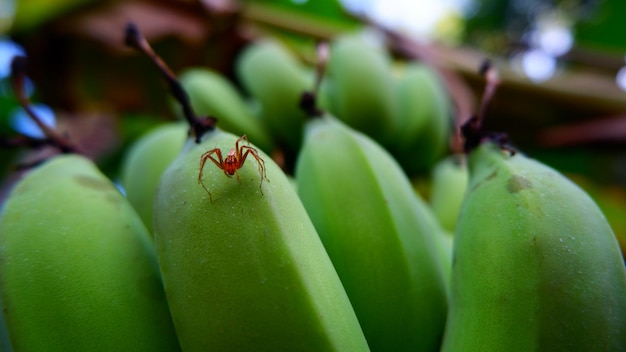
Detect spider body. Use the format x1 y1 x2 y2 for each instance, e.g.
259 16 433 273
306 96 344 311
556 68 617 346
198 135 268 201
221 149 240 176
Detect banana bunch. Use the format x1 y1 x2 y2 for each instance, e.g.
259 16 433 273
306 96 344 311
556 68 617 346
5 23 626 351
229 33 454 177
442 141 626 350
0 154 181 351
295 113 448 351
388 62 453 175
322 34 397 147
235 39 311 155
305 33 454 176
153 129 369 351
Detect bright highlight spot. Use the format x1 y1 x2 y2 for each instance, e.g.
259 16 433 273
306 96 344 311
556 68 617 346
114 181 127 196
340 0 375 15
535 25 573 57
615 66 626 91
0 36 25 79
341 0 472 40
519 49 557 82
9 104 56 138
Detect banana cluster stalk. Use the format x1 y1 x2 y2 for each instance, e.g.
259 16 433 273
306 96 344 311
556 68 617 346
295 115 448 351
0 155 181 351
153 129 369 351
442 142 626 351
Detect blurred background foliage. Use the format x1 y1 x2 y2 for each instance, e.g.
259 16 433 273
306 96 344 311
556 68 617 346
1 0 626 250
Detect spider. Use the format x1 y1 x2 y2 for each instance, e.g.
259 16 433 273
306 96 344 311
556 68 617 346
197 134 268 201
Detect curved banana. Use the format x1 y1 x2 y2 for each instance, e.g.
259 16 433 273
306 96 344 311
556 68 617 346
177 68 274 154
389 62 453 175
325 34 397 146
295 115 448 352
429 154 468 233
235 39 310 153
153 129 369 352
442 142 626 351
0 154 181 351
120 121 188 234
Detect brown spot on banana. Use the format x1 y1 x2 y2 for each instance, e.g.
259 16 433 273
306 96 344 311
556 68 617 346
506 175 532 193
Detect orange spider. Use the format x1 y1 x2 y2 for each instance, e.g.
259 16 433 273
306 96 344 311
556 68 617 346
197 135 268 201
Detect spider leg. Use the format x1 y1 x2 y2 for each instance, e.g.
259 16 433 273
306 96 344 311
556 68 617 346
234 134 249 160
233 135 252 183
198 148 224 201
240 146 268 195
241 146 267 180
236 134 249 148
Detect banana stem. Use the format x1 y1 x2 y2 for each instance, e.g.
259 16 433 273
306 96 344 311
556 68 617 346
299 42 329 118
124 22 216 143
9 56 80 155
476 59 500 127
460 60 512 154
313 42 329 97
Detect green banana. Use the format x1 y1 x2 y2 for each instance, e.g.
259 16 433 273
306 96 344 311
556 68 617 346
235 39 310 153
429 154 468 233
295 115 448 351
442 142 626 351
325 34 397 146
390 62 453 175
0 154 180 351
120 121 188 234
177 67 274 154
431 227 454 295
153 129 369 351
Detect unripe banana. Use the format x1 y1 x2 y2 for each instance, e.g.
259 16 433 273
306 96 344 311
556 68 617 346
432 228 454 294
0 154 181 351
390 62 453 175
120 121 187 234
442 142 626 351
325 34 397 146
429 154 468 233
235 40 310 152
177 68 274 153
153 129 369 351
295 115 448 351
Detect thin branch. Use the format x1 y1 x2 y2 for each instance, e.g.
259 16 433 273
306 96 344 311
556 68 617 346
124 22 216 143
460 59 512 154
476 59 500 127
9 56 80 155
313 42 329 96
0 134 56 150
